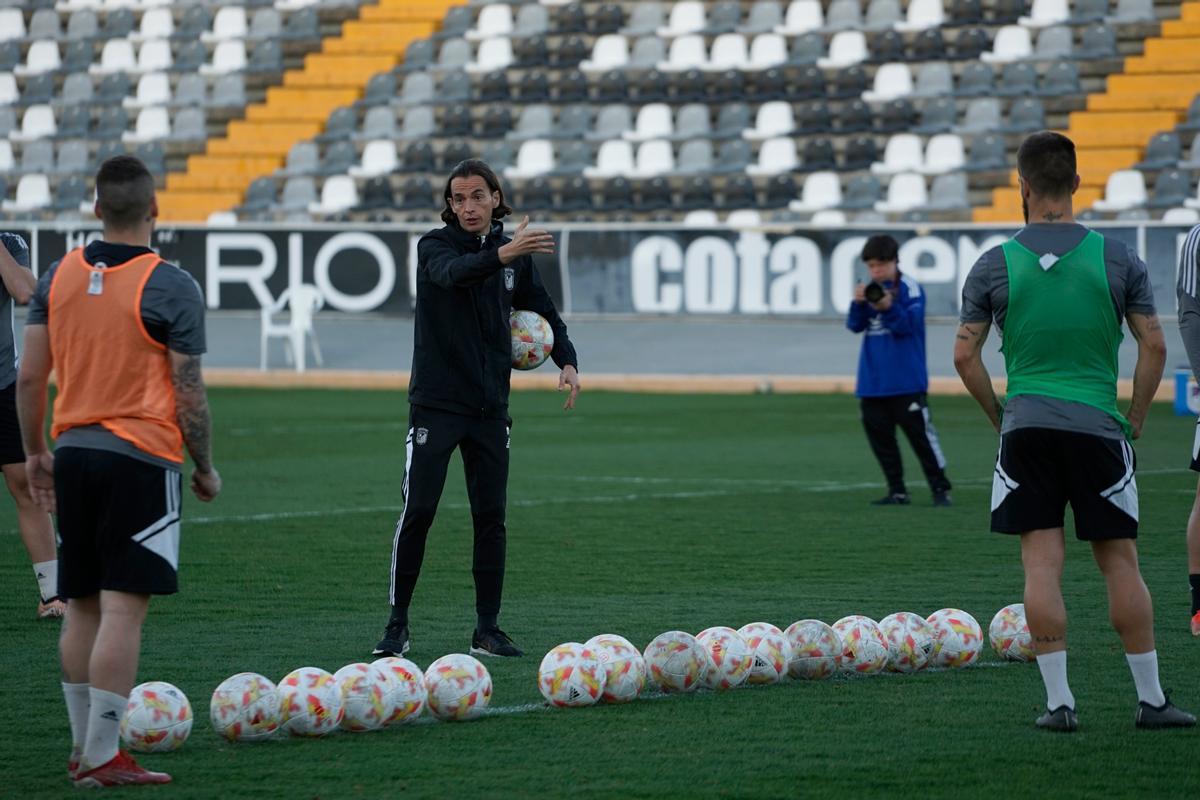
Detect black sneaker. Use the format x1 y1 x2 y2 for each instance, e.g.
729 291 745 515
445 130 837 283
933 491 953 507
1135 698 1196 729
470 627 524 658
1035 705 1078 732
372 623 410 657
871 492 911 506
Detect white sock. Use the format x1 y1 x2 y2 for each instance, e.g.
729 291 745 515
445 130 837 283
1035 650 1075 710
1125 650 1166 707
82 688 126 769
62 682 90 749
33 559 58 602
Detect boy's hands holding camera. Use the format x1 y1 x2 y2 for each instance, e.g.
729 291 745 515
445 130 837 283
854 281 893 311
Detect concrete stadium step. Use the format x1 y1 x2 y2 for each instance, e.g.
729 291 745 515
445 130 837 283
157 0 453 222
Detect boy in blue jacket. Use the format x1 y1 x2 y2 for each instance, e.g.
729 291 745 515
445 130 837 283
847 235 952 506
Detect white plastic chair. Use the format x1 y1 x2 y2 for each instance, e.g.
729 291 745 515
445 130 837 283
862 63 913 102
875 172 928 212
658 34 707 72
11 104 57 142
981 26 1033 63
895 0 945 31
260 285 324 373
581 34 628 72
683 209 720 227
657 1 707 36
15 40 61 76
123 106 170 143
871 134 924 175
0 73 17 105
775 0 823 33
465 38 513 74
124 72 171 108
466 4 514 41
1018 0 1069 27
746 33 787 70
811 209 848 225
705 34 748 71
726 209 764 228
1092 170 1147 211
200 40 247 75
583 139 635 178
1162 207 1200 223
202 6 248 42
504 139 555 178
816 31 867 68
789 171 842 212
623 103 674 141
348 140 399 178
308 175 359 215
746 137 799 175
742 101 795 140
0 9 26 41
91 38 137 75
921 134 965 175
131 8 173 40
137 39 173 72
2 174 52 212
632 139 675 177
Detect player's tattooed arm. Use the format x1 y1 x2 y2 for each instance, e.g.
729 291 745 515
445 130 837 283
954 321 1002 432
1126 313 1167 439
170 351 214 473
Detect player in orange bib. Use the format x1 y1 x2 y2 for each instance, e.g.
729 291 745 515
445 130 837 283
17 156 221 788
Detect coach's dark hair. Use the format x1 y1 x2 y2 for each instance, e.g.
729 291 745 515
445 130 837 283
95 155 155 230
440 159 512 227
1016 131 1077 199
861 234 899 264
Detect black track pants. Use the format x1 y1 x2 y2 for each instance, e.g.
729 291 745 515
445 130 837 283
388 405 510 615
860 393 951 496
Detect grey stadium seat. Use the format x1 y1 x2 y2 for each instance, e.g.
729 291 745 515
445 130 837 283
57 106 90 139
238 177 277 214
174 74 208 107
440 104 474 139
401 39 435 73
282 8 318 41
710 139 752 174
674 139 714 175
1069 0 1109 23
356 106 398 141
210 74 245 108
1035 26 1073 60
26 9 61 39
673 104 711 140
1038 61 1080 96
590 4 625 36
357 176 395 212
620 2 664 36
838 100 874 134
630 35 666 70
318 106 356 142
913 97 958 134
824 0 864 30
249 8 282 40
54 140 89 175
60 73 93 106
247 41 283 73
435 38 471 71
704 2 743 34
1146 169 1190 209
952 27 991 60
911 29 946 61
401 141 434 174
955 98 1003 133
515 4 550 37
720 175 757 210
559 176 592 213
134 142 164 176
62 41 94 73
842 136 880 171
956 61 994 96
797 99 832 133
172 108 206 142
912 63 953 99
17 140 54 174
176 7 211 41
788 32 824 65
1076 22 1117 58
840 174 883 209
440 71 472 105
1002 98 1046 133
95 73 130 105
741 1 783 34
51 175 87 214
21 73 55 105
65 10 99 42
714 103 750 138
396 72 435 107
479 139 514 172
864 0 903 30
927 173 969 211
433 6 473 40
438 140 473 171
556 105 592 140
1180 132 1200 168
480 105 513 138
279 177 317 213
1135 132 1181 170
361 73 394 107
319 141 357 176
550 140 591 176
964 134 1008 171
280 142 319 176
587 104 632 141
997 62 1038 96
508 104 554 140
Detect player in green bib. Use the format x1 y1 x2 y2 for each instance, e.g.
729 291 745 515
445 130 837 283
955 132 1193 732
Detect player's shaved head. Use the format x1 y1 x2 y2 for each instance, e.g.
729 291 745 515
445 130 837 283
95 155 156 231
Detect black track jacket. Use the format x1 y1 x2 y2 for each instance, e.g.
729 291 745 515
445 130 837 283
408 220 578 420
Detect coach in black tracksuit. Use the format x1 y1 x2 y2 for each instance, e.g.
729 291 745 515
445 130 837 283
373 160 579 659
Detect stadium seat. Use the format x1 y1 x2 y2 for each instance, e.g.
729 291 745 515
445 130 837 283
658 35 707 72
123 106 168 143
776 0 823 33
400 39 435 73
817 31 867 68
632 139 674 177
396 72 435 107
913 97 957 134
11 104 55 141
1107 0 1153 22
741 1 783 33
725 209 763 227
746 136 798 175
50 174 87 216
125 72 170 108
133 141 164 176
516 3 551 37
793 65 826 99
26 9 60 41
682 208 720 227
926 172 969 210
477 69 511 102
950 0 984 22
278 177 317 213
466 5 514 41
824 0 864 29
309 176 358 217
590 3 625 35
316 106 355 143
714 103 751 138
868 29 906 63
56 104 89 138
720 175 757 209
1076 21 1117 58
16 40 61 76
514 34 548 69
955 61 994 96
1034 25 1073 59
1002 97 1045 133
260 284 324 373
400 141 434 174
554 104 592 140
677 175 714 210
865 0 903 30
65 9 99 41
17 72 53 105
93 107 127 140
922 133 966 174
783 31 821 65
875 172 928 212
910 28 947 61
434 38 472 71
876 98 916 132
54 140 88 175
2 173 51 212
802 137 836 169
838 99 873 133
480 139 514 172
789 170 842 212
706 33 748 71
201 40 247 75
203 6 248 43
175 73 207 107
440 104 473 139
519 176 554 213
357 106 398 141
398 106 435 140
896 0 946 31
280 142 319 176
135 39 173 72
466 38 513 73
90 38 135 75
248 8 282 40
841 135 879 170
1163 207 1200 224
550 140 591 176
997 61 1038 96
627 35 666 70
993 0 1030 23
674 139 714 175
742 101 794 140
581 34 628 72
1067 0 1109 22
963 133 1008 171
588 103 632 140
703 1 743 34
558 175 591 212
1145 169 1190 209
0 43 17 74
839 173 883 208
357 176 395 214
16 140 53 175
240 177 277 216
0 9 26 41
210 73 243 108
347 140 397 179
658 1 707 37
0 73 16 106
863 63 914 102
505 139 555 178
508 104 554 140
478 105 512 139
1179 133 1200 169
955 98 1002 133
982 26 1032 62
584 139 634 178
174 6 209 41
621 1 664 35
952 26 992 60
872 133 924 174
1038 61 1080 95
1092 169 1147 211
0 107 15 139
1018 0 1069 27
742 33 786 70
1135 132 1181 170
624 103 673 141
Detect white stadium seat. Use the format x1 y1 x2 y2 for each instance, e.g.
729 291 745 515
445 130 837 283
862 63 913 102
465 38 513 73
1018 0 1070 28
623 103 674 141
875 172 928 213
15 41 61 76
895 0 945 31
581 34 629 72
789 171 843 212
872 134 925 175
309 175 359 215
3 173 52 212
137 39 173 72
466 5 514 41
202 6 249 43
981 26 1033 62
349 139 399 178
658 1 707 36
658 34 707 72
817 31 867 69
1092 169 1148 211
131 8 173 41
0 9 27 41
746 34 787 70
123 106 170 143
742 101 795 140
10 104 57 142
775 0 823 34
632 139 675 177
584 139 635 178
921 134 966 175
200 40 247 75
705 34 748 72
124 72 171 108
504 139 556 179
746 137 798 175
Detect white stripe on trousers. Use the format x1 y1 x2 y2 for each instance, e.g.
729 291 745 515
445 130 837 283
388 428 415 605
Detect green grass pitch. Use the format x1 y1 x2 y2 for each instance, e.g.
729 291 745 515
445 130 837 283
2 389 1197 798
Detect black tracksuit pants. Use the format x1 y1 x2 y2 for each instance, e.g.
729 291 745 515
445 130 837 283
860 393 951 496
389 405 509 615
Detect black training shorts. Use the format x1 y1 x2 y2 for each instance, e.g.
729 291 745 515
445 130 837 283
0 382 24 466
56 447 183 597
991 426 1137 540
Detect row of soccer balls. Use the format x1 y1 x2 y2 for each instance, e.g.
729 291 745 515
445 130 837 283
119 605 1032 751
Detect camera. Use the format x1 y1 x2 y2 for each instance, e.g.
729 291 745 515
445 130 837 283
864 281 886 303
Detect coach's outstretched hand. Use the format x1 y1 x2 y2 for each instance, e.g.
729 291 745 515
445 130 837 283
559 365 581 411
499 216 555 264
191 467 222 502
25 451 55 514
